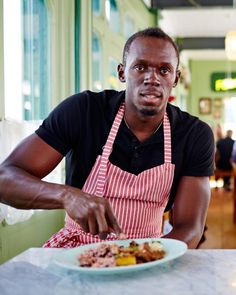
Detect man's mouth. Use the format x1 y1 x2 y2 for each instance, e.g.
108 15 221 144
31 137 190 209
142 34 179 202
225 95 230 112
140 92 162 103
140 91 162 98
142 94 160 99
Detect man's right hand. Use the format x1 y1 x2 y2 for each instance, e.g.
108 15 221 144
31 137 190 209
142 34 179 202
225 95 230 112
62 187 123 240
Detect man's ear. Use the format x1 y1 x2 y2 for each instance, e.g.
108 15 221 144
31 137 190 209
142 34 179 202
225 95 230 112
173 69 181 87
117 63 126 83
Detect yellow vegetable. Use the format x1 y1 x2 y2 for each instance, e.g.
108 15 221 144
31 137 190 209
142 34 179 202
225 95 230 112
115 256 136 266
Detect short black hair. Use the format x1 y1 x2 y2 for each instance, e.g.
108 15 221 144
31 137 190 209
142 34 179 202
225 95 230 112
122 27 179 68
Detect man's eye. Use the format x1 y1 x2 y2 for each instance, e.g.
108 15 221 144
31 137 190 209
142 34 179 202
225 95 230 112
160 68 170 75
134 65 145 71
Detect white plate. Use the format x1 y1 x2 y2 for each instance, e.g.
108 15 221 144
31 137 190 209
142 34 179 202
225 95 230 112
52 238 187 275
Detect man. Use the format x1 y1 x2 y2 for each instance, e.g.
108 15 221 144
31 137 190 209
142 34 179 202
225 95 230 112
232 141 236 164
216 130 234 191
0 27 214 249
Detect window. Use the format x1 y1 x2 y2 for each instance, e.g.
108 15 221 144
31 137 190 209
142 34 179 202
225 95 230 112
3 0 50 121
1 0 75 226
124 14 135 39
105 0 120 33
92 32 102 91
224 96 236 140
23 0 50 120
108 57 119 90
92 0 102 16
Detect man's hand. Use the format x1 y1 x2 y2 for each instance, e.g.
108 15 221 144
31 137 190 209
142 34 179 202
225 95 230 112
62 187 123 240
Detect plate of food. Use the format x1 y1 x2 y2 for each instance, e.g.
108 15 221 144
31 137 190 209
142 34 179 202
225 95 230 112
52 238 187 275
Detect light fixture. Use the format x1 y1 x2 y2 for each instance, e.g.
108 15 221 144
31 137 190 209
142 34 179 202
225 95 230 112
225 31 236 60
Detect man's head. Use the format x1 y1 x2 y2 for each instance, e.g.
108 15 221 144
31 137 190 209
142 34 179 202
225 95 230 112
118 27 181 118
226 130 233 138
122 27 180 69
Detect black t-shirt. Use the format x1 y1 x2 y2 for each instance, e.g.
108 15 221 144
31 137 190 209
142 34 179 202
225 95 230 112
35 90 215 211
216 137 234 170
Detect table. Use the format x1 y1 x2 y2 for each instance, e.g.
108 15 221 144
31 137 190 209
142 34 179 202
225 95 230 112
1 248 236 295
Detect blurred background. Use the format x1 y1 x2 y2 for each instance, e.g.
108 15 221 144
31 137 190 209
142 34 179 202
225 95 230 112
0 0 236 262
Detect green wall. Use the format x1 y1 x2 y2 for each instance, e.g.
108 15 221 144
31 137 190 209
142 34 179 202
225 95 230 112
0 210 65 264
189 59 236 127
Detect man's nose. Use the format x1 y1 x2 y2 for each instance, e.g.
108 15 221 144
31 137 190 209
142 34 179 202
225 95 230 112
144 68 160 85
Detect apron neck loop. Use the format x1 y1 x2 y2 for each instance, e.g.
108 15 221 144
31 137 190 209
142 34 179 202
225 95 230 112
96 102 172 196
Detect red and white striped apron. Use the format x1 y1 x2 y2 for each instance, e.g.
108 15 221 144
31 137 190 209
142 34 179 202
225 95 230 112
44 102 175 248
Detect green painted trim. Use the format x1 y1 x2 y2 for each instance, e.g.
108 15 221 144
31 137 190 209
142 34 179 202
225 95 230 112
75 0 81 93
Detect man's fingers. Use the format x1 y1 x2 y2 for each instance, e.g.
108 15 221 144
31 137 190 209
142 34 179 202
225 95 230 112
72 197 125 240
78 219 89 233
106 203 123 235
88 213 98 235
99 231 109 240
95 208 109 239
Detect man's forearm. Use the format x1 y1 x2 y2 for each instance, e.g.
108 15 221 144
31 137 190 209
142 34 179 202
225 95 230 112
162 225 203 249
0 165 66 210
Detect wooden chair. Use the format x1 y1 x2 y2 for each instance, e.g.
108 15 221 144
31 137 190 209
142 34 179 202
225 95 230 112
214 164 236 223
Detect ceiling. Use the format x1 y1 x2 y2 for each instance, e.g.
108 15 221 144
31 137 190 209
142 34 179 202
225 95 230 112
158 8 236 38
143 0 236 61
151 0 234 9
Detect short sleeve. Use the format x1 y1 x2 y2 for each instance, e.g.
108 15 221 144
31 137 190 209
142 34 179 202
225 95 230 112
35 94 83 156
182 122 215 176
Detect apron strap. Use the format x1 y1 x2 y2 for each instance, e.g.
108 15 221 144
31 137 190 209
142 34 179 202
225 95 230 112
163 112 172 163
95 102 125 196
95 102 172 196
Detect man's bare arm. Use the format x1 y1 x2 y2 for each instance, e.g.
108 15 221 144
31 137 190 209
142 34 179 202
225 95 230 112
0 133 64 209
0 133 122 238
163 176 211 249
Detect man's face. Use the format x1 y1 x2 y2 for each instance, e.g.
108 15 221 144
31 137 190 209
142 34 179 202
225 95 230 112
118 36 180 117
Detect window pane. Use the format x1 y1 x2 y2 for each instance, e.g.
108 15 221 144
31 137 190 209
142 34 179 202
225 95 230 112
22 0 50 120
3 0 50 121
92 32 102 91
124 14 135 39
108 57 118 90
92 0 101 15
224 96 236 139
3 0 23 120
105 0 120 33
